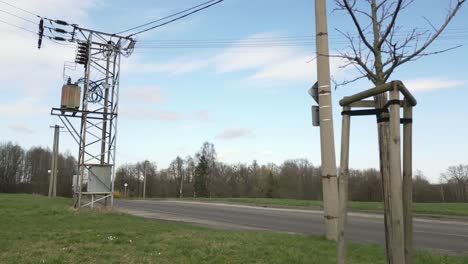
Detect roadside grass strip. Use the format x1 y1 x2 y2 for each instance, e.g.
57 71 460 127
1 194 467 264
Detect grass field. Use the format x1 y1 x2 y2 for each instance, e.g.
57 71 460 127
1 194 467 263
179 197 468 217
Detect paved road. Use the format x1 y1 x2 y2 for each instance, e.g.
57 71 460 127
115 199 468 255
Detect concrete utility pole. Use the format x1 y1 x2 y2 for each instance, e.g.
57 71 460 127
315 0 339 240
48 125 60 197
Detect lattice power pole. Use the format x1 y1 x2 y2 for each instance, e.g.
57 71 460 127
45 21 135 208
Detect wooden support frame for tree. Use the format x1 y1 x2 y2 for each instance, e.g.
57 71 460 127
337 81 416 264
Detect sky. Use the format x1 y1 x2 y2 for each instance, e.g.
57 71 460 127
0 0 467 183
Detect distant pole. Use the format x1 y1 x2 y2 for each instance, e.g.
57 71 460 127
315 0 339 240
124 183 128 198
143 162 147 200
49 125 60 197
179 171 184 199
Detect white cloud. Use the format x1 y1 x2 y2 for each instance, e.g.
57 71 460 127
8 124 35 134
123 55 210 76
120 107 214 123
192 109 213 122
126 32 352 84
0 97 49 116
404 77 467 93
216 127 254 139
120 108 182 121
212 33 296 73
123 85 164 103
0 0 98 98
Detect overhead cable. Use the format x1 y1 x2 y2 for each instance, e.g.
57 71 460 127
126 0 224 37
0 8 37 24
0 0 40 18
116 0 219 35
0 18 36 34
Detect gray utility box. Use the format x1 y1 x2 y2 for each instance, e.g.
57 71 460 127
87 164 112 193
311 105 320 127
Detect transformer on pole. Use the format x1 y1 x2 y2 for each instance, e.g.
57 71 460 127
48 25 136 209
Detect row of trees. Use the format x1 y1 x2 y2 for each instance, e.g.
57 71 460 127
0 142 76 197
1 140 467 202
114 142 468 202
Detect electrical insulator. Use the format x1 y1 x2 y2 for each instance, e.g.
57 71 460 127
38 19 44 49
53 28 68 34
75 42 90 66
54 20 69 26
52 36 67 41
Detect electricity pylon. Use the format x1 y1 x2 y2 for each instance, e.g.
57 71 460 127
47 23 136 208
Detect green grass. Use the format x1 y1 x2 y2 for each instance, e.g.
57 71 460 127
1 194 467 264
178 197 468 217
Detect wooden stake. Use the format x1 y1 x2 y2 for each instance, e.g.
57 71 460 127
403 102 413 264
337 106 351 264
388 84 406 263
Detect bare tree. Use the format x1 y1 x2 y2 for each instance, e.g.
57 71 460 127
441 164 468 202
333 1 465 263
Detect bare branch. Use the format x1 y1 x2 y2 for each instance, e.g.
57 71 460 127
333 74 368 89
378 0 404 48
339 0 376 54
395 0 466 67
422 16 437 32
384 45 463 81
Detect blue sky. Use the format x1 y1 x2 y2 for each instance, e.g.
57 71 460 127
0 0 467 183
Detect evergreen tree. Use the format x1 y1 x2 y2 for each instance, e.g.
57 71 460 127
194 154 209 197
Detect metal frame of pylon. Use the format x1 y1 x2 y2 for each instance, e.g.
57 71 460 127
50 27 135 209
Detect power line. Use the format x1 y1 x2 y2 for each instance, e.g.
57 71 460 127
137 28 468 44
0 18 36 35
127 0 224 37
117 0 219 35
0 18 76 49
0 0 39 18
0 8 37 24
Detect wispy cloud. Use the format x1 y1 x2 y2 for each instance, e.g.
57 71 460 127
123 85 165 103
0 0 98 97
120 108 182 121
120 107 214 123
192 109 213 122
405 77 467 93
8 124 35 134
0 97 49 116
216 127 254 139
126 32 352 84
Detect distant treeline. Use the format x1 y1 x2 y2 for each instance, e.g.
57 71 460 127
115 142 468 203
0 142 76 196
1 141 467 202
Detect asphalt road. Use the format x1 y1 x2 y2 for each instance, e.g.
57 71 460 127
115 199 468 255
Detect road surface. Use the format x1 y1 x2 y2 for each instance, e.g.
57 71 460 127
115 199 468 255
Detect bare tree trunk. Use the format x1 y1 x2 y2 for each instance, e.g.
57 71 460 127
370 2 404 262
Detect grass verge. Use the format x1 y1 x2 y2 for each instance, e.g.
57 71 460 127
1 194 467 264
178 197 468 217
